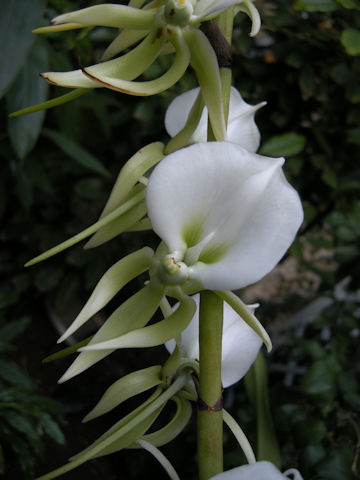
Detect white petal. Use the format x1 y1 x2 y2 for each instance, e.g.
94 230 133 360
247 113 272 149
210 461 303 480
165 87 265 150
165 88 207 143
146 142 303 290
165 294 262 387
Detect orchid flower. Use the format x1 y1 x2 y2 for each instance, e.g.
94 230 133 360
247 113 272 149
210 461 303 480
165 86 266 150
165 294 263 387
29 0 261 140
147 141 304 291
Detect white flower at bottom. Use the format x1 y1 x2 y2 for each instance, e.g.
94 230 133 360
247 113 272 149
210 461 303 480
146 141 303 291
165 294 263 387
165 86 266 151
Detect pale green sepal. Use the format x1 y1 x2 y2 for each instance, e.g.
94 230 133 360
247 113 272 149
82 27 190 96
68 374 189 468
165 90 205 154
72 387 163 460
244 351 281 468
215 290 272 352
91 373 190 458
161 344 181 384
223 409 256 464
35 405 164 480
102 29 147 60
9 89 89 117
133 395 192 447
84 197 147 248
25 189 146 266
99 142 164 218
136 439 180 480
57 247 154 343
58 282 164 382
79 293 196 351
92 406 164 458
183 28 226 141
236 0 261 37
32 23 90 33
52 5 157 30
41 27 165 89
83 365 163 422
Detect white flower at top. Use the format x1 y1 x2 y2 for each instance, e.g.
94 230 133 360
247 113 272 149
165 86 266 151
210 461 303 480
165 294 263 387
146 141 303 291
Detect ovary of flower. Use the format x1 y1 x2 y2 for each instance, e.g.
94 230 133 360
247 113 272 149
147 141 303 291
165 86 266 151
210 461 303 480
165 294 263 387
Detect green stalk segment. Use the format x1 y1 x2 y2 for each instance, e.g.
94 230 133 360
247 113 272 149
197 291 224 480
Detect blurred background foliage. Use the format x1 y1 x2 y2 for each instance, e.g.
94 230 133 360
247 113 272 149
0 0 359 478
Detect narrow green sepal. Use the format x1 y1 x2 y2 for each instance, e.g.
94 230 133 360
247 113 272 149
165 90 205 154
184 28 226 141
215 290 272 352
161 344 181 384
42 336 92 363
131 395 192 447
9 89 89 117
57 246 154 343
25 189 146 266
52 5 157 30
244 351 281 468
83 365 163 422
79 293 196 351
81 27 190 96
58 282 164 382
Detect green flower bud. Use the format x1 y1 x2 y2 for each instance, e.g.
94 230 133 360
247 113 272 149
164 0 193 27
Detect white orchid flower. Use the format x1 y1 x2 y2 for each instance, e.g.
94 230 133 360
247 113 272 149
147 141 303 291
165 86 266 151
210 461 303 480
165 294 263 387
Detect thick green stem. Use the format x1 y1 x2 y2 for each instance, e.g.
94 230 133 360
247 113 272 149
197 291 224 480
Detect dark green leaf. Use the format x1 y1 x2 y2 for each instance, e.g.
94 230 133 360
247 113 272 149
293 0 339 11
300 444 326 469
0 0 46 98
38 412 65 445
300 356 338 396
2 410 43 456
7 38 49 159
0 317 30 343
0 360 35 388
42 129 111 178
316 448 353 480
336 0 360 8
294 417 327 446
259 133 306 157
341 28 360 55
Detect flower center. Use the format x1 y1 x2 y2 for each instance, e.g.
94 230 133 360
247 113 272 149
158 254 190 285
